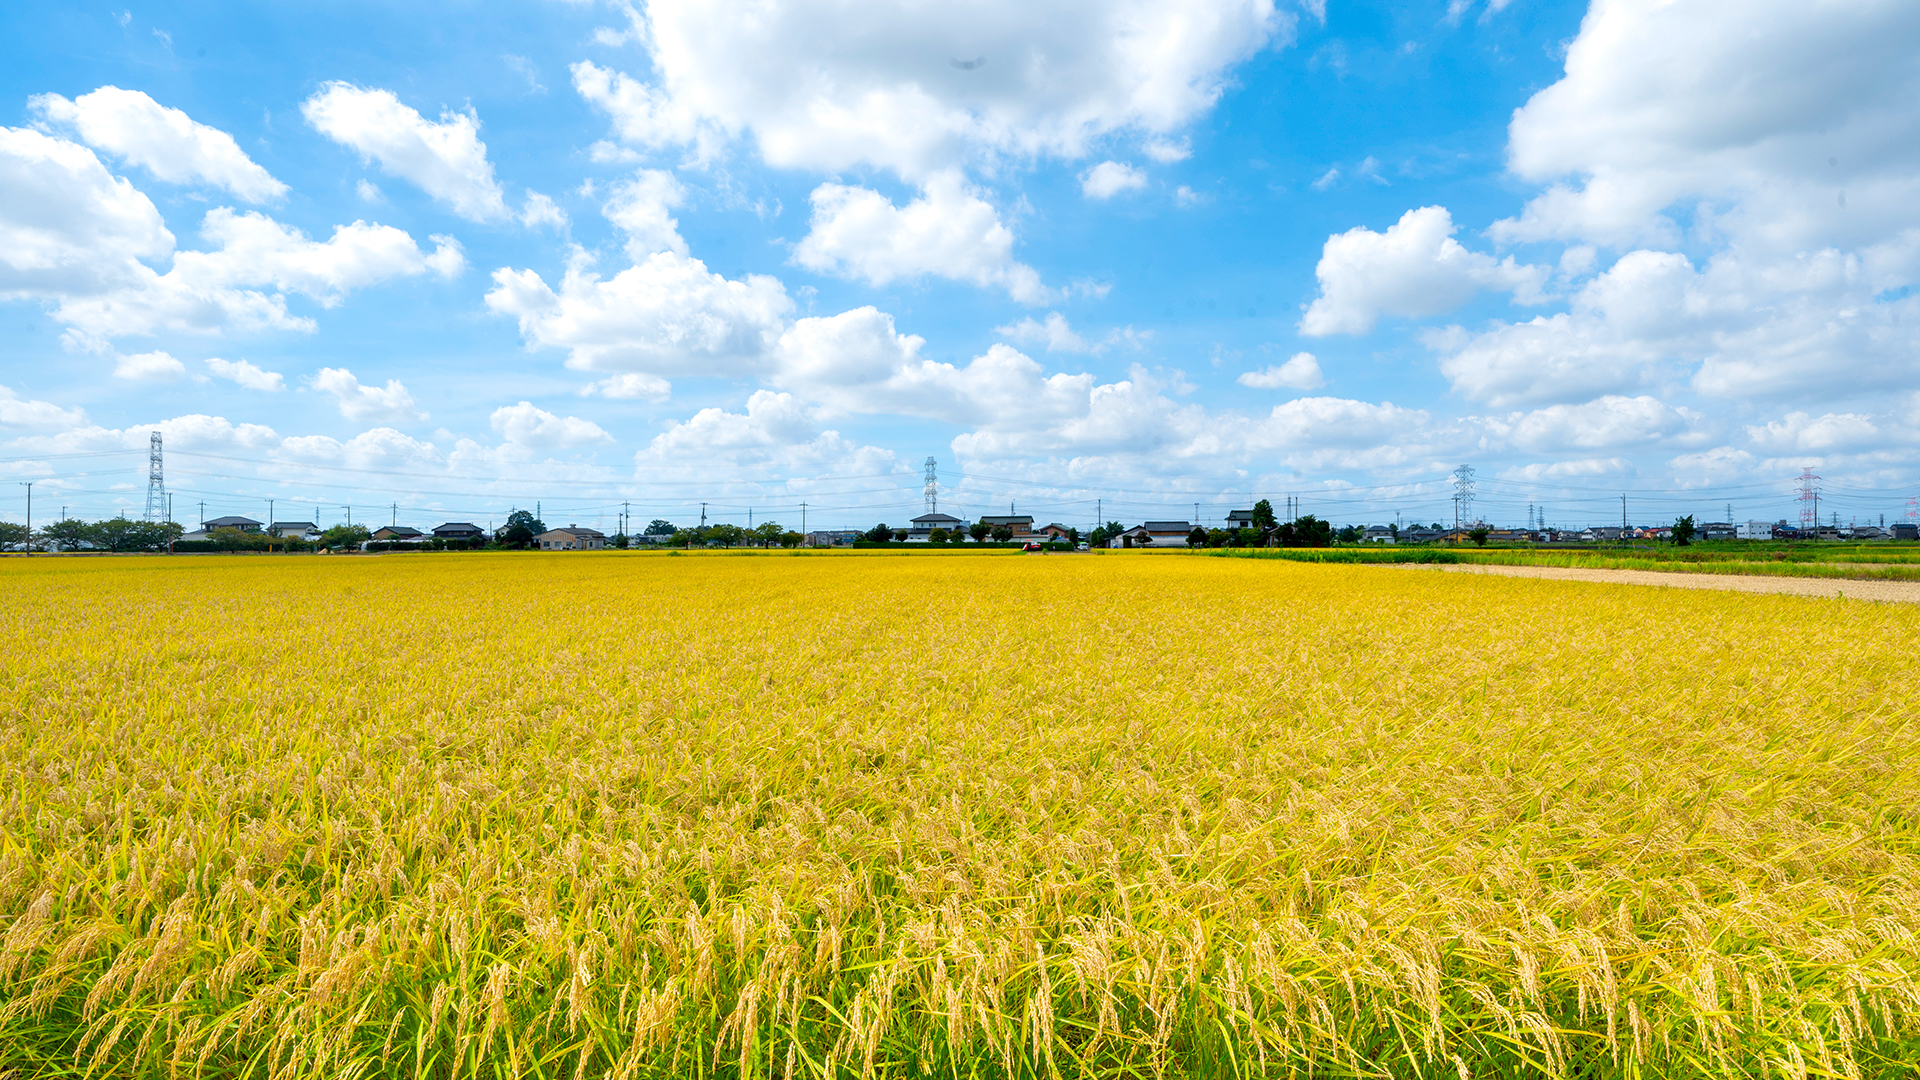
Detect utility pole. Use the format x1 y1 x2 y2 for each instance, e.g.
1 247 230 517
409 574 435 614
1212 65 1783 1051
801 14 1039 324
700 503 707 528
268 499 275 534
198 500 205 529
1621 494 1629 544
623 500 630 537
17 481 30 554
344 505 352 527
801 502 807 534
391 502 397 527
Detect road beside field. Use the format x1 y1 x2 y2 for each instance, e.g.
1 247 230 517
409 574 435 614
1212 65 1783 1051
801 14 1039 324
1403 560 1920 602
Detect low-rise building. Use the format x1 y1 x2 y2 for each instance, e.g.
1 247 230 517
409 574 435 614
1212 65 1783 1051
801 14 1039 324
271 521 320 539
806 530 862 546
370 525 423 541
906 512 966 541
203 515 263 533
1224 509 1256 531
978 514 1034 537
1363 525 1395 544
1736 520 1775 540
1036 523 1075 541
1142 520 1195 547
536 526 607 551
1110 525 1152 547
432 522 486 540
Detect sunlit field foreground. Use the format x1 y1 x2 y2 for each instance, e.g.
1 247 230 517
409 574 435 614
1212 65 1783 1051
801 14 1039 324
3 553 1918 1079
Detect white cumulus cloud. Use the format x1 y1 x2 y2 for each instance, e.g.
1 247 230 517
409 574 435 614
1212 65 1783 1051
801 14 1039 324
485 250 793 381
301 82 509 222
311 366 427 423
489 401 613 449
1300 206 1549 336
1237 352 1324 390
580 372 672 401
1081 160 1146 199
0 384 88 431
572 0 1293 179
204 357 285 391
32 86 285 202
792 172 1049 304
1494 0 1920 252
602 169 687 259
112 350 187 381
0 126 174 299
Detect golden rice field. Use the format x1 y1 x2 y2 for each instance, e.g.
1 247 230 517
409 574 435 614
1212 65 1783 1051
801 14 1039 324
3 551 1919 1079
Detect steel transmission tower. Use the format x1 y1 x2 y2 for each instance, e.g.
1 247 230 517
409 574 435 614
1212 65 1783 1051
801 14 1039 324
1795 467 1821 533
924 457 938 515
1452 464 1476 527
143 431 165 522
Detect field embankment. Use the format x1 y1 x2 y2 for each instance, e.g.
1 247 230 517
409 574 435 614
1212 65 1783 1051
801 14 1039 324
2 553 1918 1078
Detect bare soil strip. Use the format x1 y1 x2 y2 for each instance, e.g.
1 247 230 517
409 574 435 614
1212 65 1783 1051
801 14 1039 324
1402 561 1920 603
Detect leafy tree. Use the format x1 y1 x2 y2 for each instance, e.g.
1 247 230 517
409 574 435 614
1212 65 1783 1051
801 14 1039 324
867 523 894 543
1251 499 1277 531
779 531 804 548
612 532 630 549
645 519 677 536
1469 527 1490 547
990 526 1013 543
1067 527 1081 544
929 528 950 545
708 523 744 547
751 521 783 547
95 517 180 552
668 529 696 548
1276 515 1333 548
1187 526 1207 547
1202 528 1224 547
0 521 28 550
969 522 990 544
499 509 546 549
1672 515 1697 547
40 518 96 551
1337 524 1362 543
320 524 372 551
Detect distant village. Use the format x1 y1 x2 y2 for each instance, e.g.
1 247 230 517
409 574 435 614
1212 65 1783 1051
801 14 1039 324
145 507 1920 551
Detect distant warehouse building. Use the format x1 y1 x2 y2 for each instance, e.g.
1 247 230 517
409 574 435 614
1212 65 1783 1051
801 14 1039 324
1737 521 1775 540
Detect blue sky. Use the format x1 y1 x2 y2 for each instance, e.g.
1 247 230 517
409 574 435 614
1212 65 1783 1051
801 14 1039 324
4 0 1919 534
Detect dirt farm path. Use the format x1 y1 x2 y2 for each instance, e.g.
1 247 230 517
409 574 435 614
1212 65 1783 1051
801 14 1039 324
1396 562 1920 603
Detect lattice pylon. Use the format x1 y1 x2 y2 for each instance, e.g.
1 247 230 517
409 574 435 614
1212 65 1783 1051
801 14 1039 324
143 431 165 522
